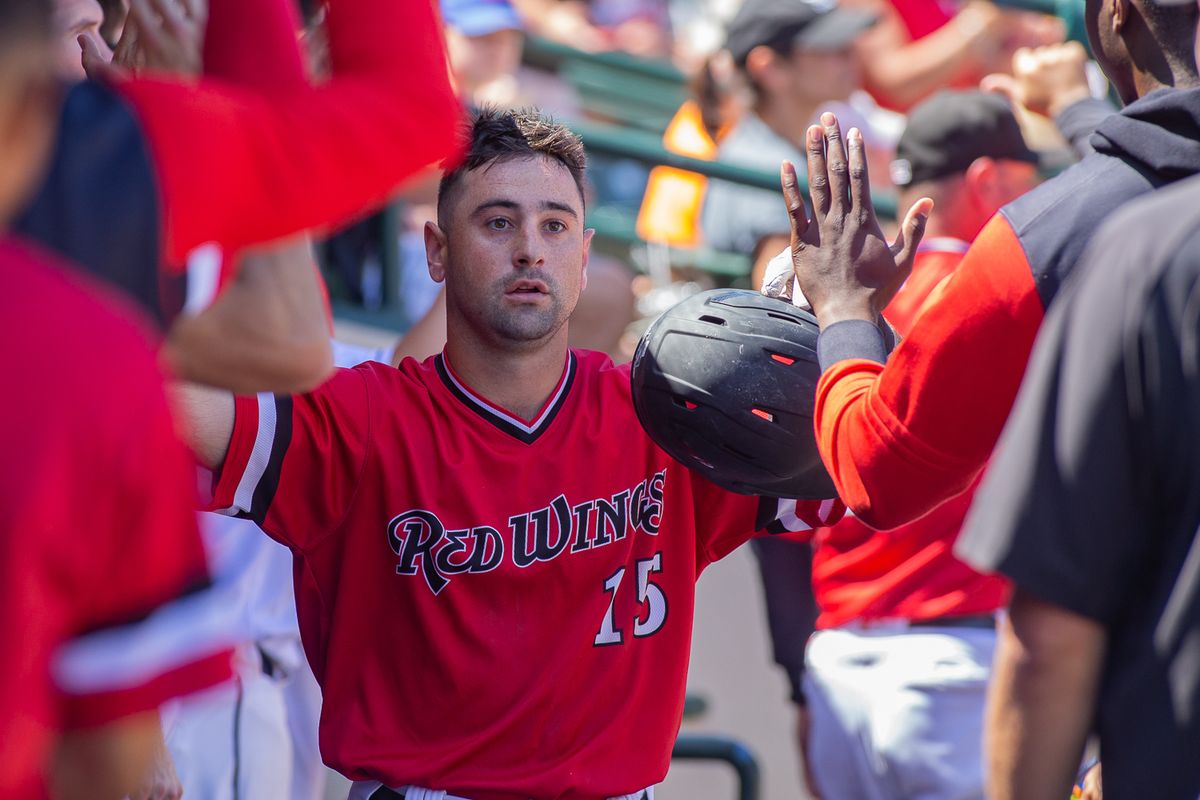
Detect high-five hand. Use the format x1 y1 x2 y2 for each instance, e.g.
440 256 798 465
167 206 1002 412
781 113 933 329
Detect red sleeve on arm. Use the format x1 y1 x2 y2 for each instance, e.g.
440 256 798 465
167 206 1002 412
57 354 231 725
815 215 1045 529
120 0 462 265
210 369 371 550
202 0 307 91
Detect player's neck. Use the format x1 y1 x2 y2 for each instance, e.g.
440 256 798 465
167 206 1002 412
444 333 571 423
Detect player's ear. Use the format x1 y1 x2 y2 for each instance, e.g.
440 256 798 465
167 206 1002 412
1111 0 1128 33
581 227 594 292
963 157 998 209
425 221 449 284
744 45 780 94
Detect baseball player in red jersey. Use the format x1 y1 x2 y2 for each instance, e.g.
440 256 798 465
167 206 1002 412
177 108 844 800
0 5 229 795
799 92 1041 800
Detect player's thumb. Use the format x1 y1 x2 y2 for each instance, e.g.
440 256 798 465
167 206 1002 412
890 197 933 273
80 34 123 83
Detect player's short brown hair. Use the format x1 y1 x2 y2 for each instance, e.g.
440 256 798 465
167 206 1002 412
437 107 587 225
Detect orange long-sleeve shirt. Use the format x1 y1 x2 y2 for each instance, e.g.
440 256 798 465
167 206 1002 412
815 87 1200 529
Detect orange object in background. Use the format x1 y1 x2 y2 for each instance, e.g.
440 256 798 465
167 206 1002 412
636 101 719 249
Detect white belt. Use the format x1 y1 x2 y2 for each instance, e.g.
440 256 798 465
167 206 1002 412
349 781 656 800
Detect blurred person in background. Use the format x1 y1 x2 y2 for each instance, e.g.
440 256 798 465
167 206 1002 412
0 2 231 798
513 0 672 57
850 0 1064 111
982 41 1118 157
883 91 1041 329
695 3 877 789
701 0 881 290
444 0 526 110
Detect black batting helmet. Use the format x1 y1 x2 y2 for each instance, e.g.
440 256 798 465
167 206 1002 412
630 289 836 499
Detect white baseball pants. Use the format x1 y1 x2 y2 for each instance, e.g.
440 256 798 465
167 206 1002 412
803 623 996 800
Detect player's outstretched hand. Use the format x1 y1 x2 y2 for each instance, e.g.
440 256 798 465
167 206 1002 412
781 113 933 329
119 0 208 77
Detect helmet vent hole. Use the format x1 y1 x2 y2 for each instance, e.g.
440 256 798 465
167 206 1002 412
751 408 775 423
770 353 796 366
699 315 728 326
767 312 803 325
673 397 699 410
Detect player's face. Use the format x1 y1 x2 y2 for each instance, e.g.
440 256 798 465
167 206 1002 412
0 44 61 227
428 155 592 349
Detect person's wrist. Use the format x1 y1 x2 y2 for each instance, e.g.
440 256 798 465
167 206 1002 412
1047 84 1093 118
812 298 875 329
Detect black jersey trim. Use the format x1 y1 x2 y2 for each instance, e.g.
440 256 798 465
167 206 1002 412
435 353 576 445
249 394 293 522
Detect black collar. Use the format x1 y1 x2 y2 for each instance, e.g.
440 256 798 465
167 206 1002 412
435 352 577 444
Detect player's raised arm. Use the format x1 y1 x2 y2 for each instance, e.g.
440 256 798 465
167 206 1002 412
173 383 236 472
117 0 463 264
785 114 1042 528
164 237 334 394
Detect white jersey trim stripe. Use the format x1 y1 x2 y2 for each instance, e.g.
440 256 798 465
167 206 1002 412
223 393 277 516
53 582 236 695
774 498 814 532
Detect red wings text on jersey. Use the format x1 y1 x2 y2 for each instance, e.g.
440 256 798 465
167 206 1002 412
211 349 841 799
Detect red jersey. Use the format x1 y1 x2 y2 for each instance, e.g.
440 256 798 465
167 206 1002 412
811 241 1009 627
883 237 969 333
0 238 230 799
211 349 843 799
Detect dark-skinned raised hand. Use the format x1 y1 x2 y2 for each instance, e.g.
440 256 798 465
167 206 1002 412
781 112 934 330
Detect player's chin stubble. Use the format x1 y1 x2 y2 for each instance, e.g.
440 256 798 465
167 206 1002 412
485 279 567 342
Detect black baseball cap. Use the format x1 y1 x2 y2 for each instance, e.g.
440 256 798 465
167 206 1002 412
725 0 877 66
890 90 1042 187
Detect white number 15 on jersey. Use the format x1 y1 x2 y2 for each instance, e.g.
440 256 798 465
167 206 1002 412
594 551 667 646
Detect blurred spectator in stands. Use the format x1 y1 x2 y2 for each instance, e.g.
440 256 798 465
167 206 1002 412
513 0 671 57
701 0 884 288
636 51 739 250
885 90 1041 328
982 41 1116 157
848 0 1064 111
444 0 525 106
